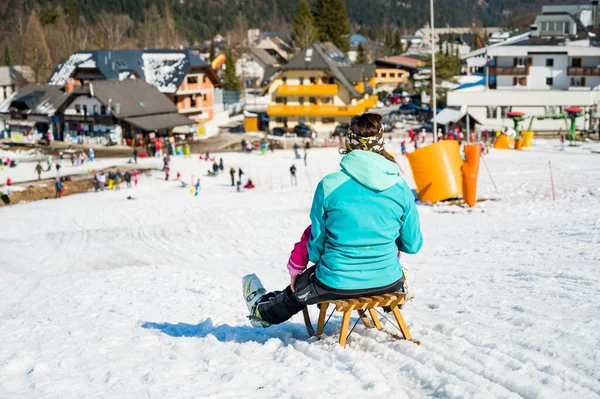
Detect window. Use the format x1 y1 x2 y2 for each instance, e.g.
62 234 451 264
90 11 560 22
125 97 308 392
282 77 287 84
541 21 548 32
203 94 207 101
309 77 317 84
486 106 498 119
322 117 335 124
381 73 387 78
93 105 98 115
390 73 396 78
299 97 305 105
299 76 304 84
187 76 198 84
546 58 554 67
202 76 207 83
517 57 525 67
500 106 510 118
101 105 107 115
546 77 553 86
571 77 586 87
321 97 332 104
275 97 284 104
82 105 88 114
75 104 81 114
309 117 316 123
564 22 571 34
572 57 582 67
309 97 317 104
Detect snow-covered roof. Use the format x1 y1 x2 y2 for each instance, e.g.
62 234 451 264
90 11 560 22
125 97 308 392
0 84 71 116
48 50 219 94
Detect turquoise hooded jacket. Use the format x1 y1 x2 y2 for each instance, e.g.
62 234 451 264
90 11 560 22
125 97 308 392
307 150 423 290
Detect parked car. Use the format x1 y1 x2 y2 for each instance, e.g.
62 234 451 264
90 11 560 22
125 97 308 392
398 103 420 115
383 94 404 106
331 123 349 137
382 119 394 132
418 122 434 133
271 127 286 136
293 124 317 139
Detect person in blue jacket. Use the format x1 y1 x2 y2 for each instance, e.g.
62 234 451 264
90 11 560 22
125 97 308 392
243 113 423 327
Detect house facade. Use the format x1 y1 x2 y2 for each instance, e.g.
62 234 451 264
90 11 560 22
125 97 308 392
263 42 377 135
47 50 224 138
448 36 600 132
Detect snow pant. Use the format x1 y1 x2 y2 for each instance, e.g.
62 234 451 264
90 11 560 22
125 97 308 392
257 266 405 325
231 174 235 186
291 174 297 186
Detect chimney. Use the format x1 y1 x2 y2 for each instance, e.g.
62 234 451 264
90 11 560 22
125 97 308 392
530 24 540 37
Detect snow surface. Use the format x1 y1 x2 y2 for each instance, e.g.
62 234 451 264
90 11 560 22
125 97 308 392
1 140 599 398
47 53 95 86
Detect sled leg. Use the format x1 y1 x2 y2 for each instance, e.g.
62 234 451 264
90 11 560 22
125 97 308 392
367 308 383 330
339 308 353 348
316 302 329 336
390 305 419 344
357 309 375 329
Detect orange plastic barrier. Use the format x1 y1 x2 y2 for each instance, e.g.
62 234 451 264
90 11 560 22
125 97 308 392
462 144 481 207
521 131 534 148
494 134 515 150
406 141 463 204
515 138 523 150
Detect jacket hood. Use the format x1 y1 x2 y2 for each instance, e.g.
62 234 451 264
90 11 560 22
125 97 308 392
340 150 401 191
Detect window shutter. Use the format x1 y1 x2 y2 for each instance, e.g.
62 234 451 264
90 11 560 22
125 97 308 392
513 77 518 85
513 58 518 67
527 57 532 67
521 77 527 86
582 77 586 86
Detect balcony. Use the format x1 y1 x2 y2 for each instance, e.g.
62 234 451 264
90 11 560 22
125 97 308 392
488 67 528 76
567 67 600 76
277 84 338 96
268 96 378 117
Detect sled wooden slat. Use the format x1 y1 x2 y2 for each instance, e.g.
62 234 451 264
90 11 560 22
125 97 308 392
305 292 417 348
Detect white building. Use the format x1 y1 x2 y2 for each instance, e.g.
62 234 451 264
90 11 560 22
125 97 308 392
235 48 279 86
534 4 593 36
447 35 600 132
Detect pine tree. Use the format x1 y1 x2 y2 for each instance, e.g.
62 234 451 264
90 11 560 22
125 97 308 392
3 45 12 66
224 49 240 90
313 0 350 53
292 0 317 48
209 40 216 61
356 42 367 64
384 28 392 56
393 29 402 55
23 10 52 83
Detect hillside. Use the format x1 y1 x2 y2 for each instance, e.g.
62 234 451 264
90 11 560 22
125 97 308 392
0 0 589 43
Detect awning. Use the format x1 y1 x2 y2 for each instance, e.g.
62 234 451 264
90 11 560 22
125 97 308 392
124 113 194 131
434 108 482 126
6 119 36 127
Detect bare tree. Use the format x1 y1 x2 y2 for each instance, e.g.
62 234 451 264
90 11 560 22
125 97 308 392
97 12 133 49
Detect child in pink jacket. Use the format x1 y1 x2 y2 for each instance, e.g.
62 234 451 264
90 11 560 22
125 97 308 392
287 226 406 292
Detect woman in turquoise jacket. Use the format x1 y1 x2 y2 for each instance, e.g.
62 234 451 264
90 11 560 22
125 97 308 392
243 113 423 327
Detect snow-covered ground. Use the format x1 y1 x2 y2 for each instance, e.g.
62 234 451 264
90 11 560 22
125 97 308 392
1 139 599 398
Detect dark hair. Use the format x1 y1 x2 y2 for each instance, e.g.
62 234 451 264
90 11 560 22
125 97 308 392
350 113 383 137
339 113 396 164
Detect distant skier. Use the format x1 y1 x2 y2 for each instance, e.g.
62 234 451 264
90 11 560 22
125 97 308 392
303 149 307 166
163 154 170 171
212 162 219 175
290 164 297 186
194 178 200 196
293 143 300 159
184 143 191 158
124 171 132 188
230 167 236 186
560 133 565 151
238 167 244 183
165 166 170 181
114 169 122 190
35 162 43 180
55 179 63 199
133 169 138 187
133 148 138 164
55 163 61 178
89 148 95 162
219 158 224 171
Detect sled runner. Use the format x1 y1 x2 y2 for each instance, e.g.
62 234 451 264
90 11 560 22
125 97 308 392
302 293 420 348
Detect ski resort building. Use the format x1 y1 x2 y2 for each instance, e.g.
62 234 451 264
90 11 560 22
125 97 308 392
263 42 377 135
447 34 600 132
47 50 225 138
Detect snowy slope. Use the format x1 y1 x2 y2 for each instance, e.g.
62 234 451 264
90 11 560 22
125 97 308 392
0 141 599 398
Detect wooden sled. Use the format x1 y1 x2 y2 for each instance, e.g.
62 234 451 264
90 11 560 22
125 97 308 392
302 292 420 348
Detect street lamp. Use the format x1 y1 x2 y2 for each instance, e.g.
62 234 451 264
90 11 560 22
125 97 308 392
430 0 438 142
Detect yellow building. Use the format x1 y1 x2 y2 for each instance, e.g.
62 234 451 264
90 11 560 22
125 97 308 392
263 42 377 136
373 67 409 87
